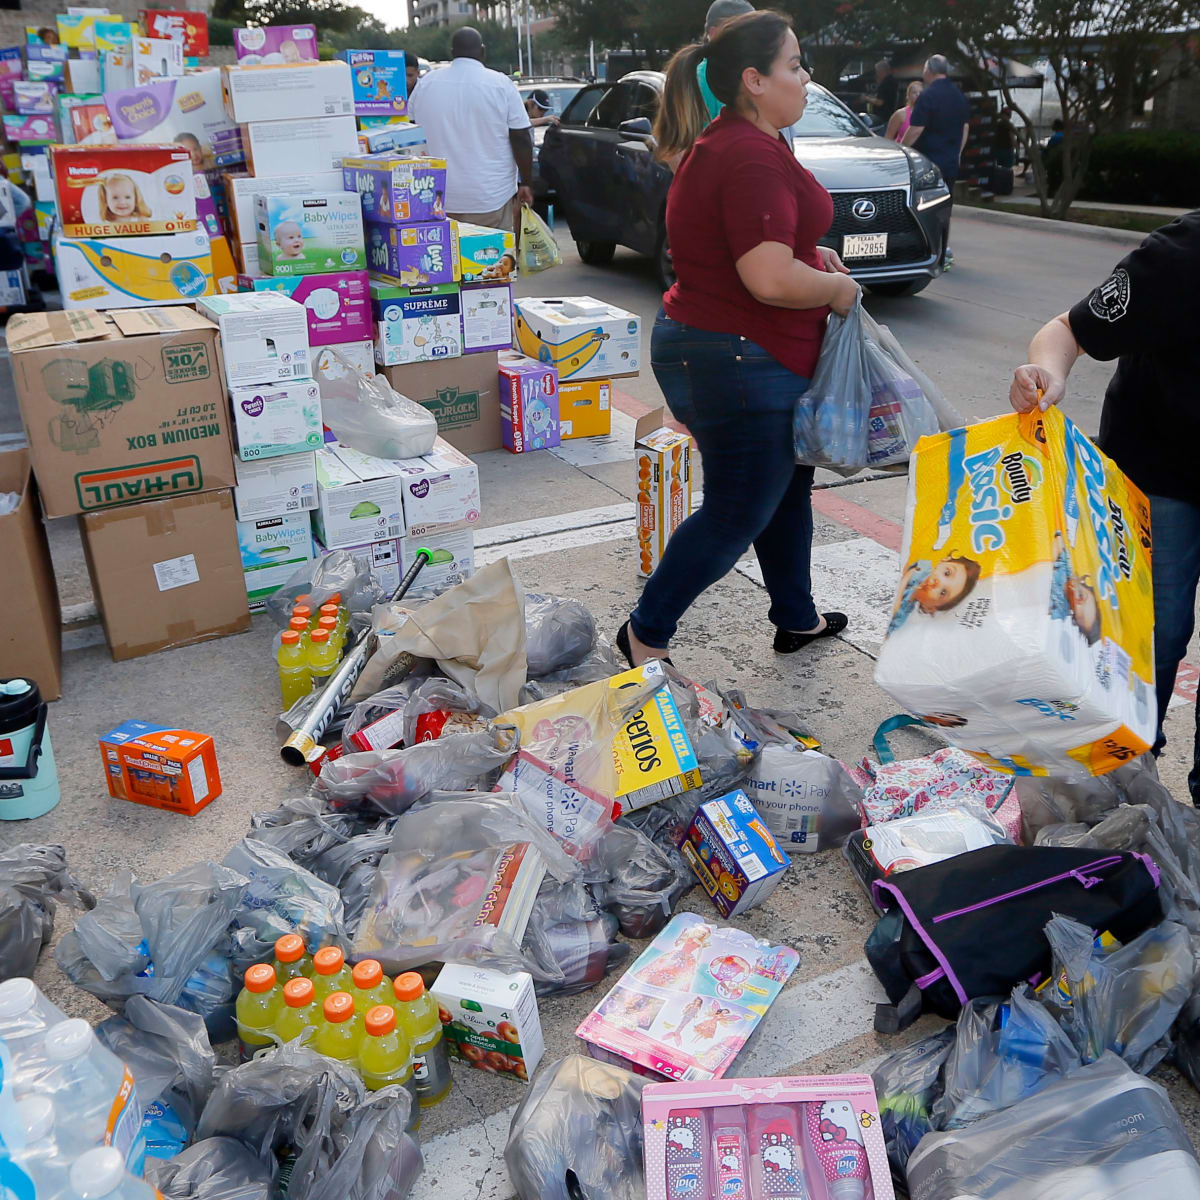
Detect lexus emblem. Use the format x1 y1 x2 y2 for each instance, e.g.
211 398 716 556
851 197 877 221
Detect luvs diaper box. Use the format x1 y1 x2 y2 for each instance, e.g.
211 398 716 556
342 153 445 224
254 193 366 276
874 407 1155 778
364 219 456 286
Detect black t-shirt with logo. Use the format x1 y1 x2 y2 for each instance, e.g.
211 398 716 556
1068 212 1200 506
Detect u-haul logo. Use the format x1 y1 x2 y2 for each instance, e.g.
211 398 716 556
76 455 204 509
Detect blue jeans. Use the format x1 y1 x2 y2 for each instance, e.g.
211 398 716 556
630 311 818 648
1149 493 1200 804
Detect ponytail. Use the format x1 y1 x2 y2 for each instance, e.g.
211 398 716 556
654 41 710 164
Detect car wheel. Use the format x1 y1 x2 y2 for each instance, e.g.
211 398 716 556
866 278 932 297
654 222 675 293
576 239 616 266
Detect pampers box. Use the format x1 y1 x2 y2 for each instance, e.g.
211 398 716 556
197 292 311 389
229 377 323 461
343 153 446 225
54 229 213 309
514 296 641 381
238 510 315 610
340 49 408 117
370 280 462 366
255 193 366 276
364 219 457 287
243 115 358 177
454 221 516 282
874 407 1156 778
241 271 371 347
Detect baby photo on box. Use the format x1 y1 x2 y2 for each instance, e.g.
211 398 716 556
256 193 366 277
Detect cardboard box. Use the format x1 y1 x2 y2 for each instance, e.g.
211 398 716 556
313 340 374 386
233 449 316 521
237 510 314 608
255 192 365 277
514 296 640 381
237 240 261 277
461 281 512 354
81 488 251 660
2 114 57 145
66 101 115 146
343 153 445 224
14 81 56 115
7 307 236 518
318 530 402 592
340 49 408 117
222 59 354 123
193 172 223 238
241 270 371 347
0 450 62 700
98 719 222 815
364 220 457 287
380 351 501 455
635 410 692 578
224 169 343 244
454 221 517 283
433 963 543 1083
683 789 790 917
57 13 100 49
0 269 27 309
132 35 184 86
243 115 358 177
210 234 239 295
401 524 473 588
196 292 311 389
230 377 322 460
51 143 197 237
559 378 611 439
312 444 406 549
100 47 134 93
139 11 210 58
370 280 462 366
232 23 318 65
498 351 559 453
356 122 427 155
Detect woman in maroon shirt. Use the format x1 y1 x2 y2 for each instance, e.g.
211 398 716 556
617 10 860 669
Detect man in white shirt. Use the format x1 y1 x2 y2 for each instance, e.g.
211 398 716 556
407 27 533 232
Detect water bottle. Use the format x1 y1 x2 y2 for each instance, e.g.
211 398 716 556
69 1147 158 1200
0 978 67 1088
13 1094 70 1196
0 679 59 820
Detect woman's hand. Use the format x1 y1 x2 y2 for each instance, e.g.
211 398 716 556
1010 364 1065 412
828 272 860 317
817 246 850 275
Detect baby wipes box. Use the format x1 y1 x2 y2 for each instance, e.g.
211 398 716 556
255 193 366 276
196 292 310 389
874 407 1155 778
55 229 213 309
514 295 641 381
312 443 406 549
233 450 316 521
229 377 322 461
237 510 314 609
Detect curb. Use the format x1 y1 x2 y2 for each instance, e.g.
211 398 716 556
957 204 1149 246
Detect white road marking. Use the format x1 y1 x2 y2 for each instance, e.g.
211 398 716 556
476 503 634 547
549 407 638 467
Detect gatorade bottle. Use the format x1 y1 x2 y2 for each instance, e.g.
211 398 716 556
292 603 313 628
350 959 392 1015
318 603 340 640
236 964 282 1062
308 628 339 690
311 946 354 1006
288 615 311 650
275 977 319 1045
68 1147 159 1200
273 934 313 981
313 992 360 1062
317 616 341 659
392 972 451 1107
359 1005 420 1126
328 594 351 643
276 631 311 709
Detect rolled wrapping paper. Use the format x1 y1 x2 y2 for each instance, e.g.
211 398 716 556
805 1099 868 1200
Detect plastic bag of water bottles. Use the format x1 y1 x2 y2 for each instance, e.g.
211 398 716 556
793 295 872 476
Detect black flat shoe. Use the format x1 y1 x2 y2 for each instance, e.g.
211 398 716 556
616 620 673 668
773 612 848 654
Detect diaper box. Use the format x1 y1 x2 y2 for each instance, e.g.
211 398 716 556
98 719 222 815
461 281 512 354
559 378 611 439
224 169 344 243
364 219 457 286
454 220 516 282
197 291 311 389
312 443 406 549
254 192 366 276
313 340 375 386
50 143 197 237
514 295 641 381
222 59 354 123
241 270 371 347
343 153 445 224
66 101 114 145
54 229 213 309
132 35 184 86
14 80 56 115
2 113 57 144
683 789 790 918
139 10 210 57
233 450 316 521
243 115 358 177
401 524 474 589
193 171 223 238
498 351 559 454
370 280 463 366
232 23 318 65
237 510 315 609
229 377 322 461
99 48 133 93
635 410 692 578
356 122 427 155
339 49 408 117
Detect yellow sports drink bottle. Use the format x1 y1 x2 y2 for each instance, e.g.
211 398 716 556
350 959 392 1015
316 616 341 659
236 964 282 1062
311 945 354 1006
392 972 451 1107
275 976 318 1044
359 1004 420 1126
288 615 310 650
314 991 360 1062
292 604 313 628
308 628 339 691
276 631 311 709
318 604 344 649
273 933 312 981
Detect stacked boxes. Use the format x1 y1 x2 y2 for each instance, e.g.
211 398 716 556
498 351 559 454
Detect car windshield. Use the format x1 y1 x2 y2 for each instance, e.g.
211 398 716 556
791 88 872 138
519 84 579 116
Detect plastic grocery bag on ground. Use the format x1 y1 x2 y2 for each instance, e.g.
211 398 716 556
0 843 93 981
341 676 482 753
794 296 871 476
874 407 1156 779
861 313 939 467
265 549 387 631
589 820 693 939
307 829 393 939
249 795 373 869
517 635 622 703
504 1055 647 1200
517 204 562 274
742 744 862 852
147 1137 275 1200
905 1052 1200 1200
314 347 438 460
524 593 596 677
871 1028 954 1181
522 877 629 996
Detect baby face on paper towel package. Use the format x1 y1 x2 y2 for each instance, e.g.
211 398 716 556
875 407 1154 777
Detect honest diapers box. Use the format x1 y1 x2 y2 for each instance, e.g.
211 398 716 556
498 351 559 454
222 59 353 123
514 296 641 381
364 219 456 286
243 115 358 177
55 229 213 310
461 281 512 354
312 443 406 549
559 378 611 439
237 510 314 609
197 291 310 389
370 280 462 366
242 270 371 347
233 450 316 521
343 153 445 224
255 192 366 276
433 963 543 1083
340 49 408 117
229 377 323 461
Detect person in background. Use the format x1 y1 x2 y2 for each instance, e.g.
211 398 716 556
1047 117 1065 149
406 27 533 233
616 11 858 669
994 105 1016 167
867 58 900 121
886 80 922 143
697 0 755 119
1008 211 1200 805
403 52 420 99
903 54 969 263
524 89 559 127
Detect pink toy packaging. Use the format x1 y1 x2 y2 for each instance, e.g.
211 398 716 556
642 1074 896 1200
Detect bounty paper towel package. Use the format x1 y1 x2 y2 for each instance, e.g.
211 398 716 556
874 408 1155 778
255 193 366 276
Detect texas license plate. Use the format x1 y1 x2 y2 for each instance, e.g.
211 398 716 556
843 232 888 259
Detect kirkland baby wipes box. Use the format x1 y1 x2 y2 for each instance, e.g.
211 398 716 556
255 192 366 277
229 377 322 460
237 509 314 609
874 407 1156 778
224 170 344 244
232 450 316 521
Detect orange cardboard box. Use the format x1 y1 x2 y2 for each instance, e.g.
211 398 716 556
98 719 221 815
634 408 692 578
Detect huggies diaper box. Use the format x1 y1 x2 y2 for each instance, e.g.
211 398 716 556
255 192 366 276
343 153 446 224
241 270 371 347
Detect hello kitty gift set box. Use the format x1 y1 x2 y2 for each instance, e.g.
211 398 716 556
642 1074 896 1200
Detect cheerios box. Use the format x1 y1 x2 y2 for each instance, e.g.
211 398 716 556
514 295 641 381
634 409 692 579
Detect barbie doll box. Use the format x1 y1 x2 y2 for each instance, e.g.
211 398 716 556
642 1073 896 1200
342 153 446 225
99 719 221 815
576 912 799 1081
874 408 1155 779
50 143 198 237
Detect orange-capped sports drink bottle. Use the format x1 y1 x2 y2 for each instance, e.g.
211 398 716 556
275 976 319 1044
236 964 282 1061
273 933 312 981
391 972 451 1107
350 958 392 1015
311 945 354 1006
313 991 360 1062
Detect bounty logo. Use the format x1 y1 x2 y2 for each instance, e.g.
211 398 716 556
963 447 1039 553
76 455 203 509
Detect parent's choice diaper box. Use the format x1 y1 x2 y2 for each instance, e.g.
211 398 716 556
370 280 462 366
343 154 445 224
364 219 456 286
874 407 1156 778
238 510 315 610
54 229 213 309
233 450 316 521
243 116 358 177
339 49 408 117
635 410 692 579
433 964 543 1083
242 271 371 347
50 143 197 236
232 23 318 65
312 444 406 549
197 292 310 389
222 60 354 123
229 377 322 461
323 525 475 594
514 296 641 381
255 193 366 276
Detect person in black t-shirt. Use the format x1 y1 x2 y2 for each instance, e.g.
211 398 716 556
867 60 900 119
1010 211 1200 804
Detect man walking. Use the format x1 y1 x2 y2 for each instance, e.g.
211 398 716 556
407 27 533 233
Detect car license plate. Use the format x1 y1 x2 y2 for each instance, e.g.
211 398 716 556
843 233 888 259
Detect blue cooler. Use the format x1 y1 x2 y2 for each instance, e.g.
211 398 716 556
0 678 59 820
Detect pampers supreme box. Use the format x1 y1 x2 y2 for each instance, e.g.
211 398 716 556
238 510 314 610
99 719 222 815
255 192 366 277
239 270 371 347
196 292 310 389
381 351 501 455
54 229 213 310
81 488 251 661
514 296 641 381
7 307 235 519
370 280 462 366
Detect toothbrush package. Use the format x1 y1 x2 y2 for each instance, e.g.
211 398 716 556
642 1073 895 1200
